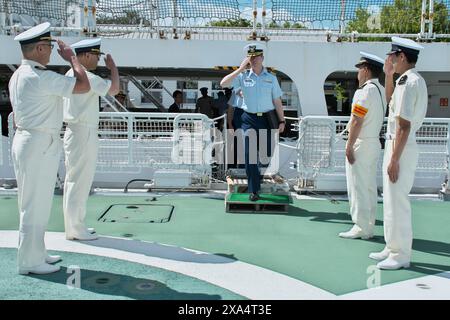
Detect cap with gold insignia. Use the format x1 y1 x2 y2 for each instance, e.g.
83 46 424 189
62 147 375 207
243 43 264 57
71 38 104 55
355 51 384 68
14 22 55 45
386 36 423 57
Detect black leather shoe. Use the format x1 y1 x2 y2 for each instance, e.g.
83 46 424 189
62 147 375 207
249 193 259 201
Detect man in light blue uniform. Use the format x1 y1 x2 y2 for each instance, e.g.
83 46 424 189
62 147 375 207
221 43 285 201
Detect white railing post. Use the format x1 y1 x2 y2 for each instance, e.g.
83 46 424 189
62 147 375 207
150 0 157 34
339 0 346 34
447 122 450 182
420 0 435 40
249 0 257 40
440 121 450 199
173 0 178 39
428 0 434 39
127 114 134 166
81 0 88 33
0 12 6 32
420 0 427 38
0 0 6 31
88 0 97 34
261 0 267 40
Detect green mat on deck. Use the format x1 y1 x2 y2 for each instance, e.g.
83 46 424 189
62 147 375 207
226 193 291 203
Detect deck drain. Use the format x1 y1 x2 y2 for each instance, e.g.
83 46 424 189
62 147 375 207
99 204 174 223
416 283 431 289
2 197 11 200
136 282 156 291
96 278 110 284
122 233 134 238
123 280 163 295
84 274 120 288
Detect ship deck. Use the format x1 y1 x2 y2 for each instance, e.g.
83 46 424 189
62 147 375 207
0 190 449 300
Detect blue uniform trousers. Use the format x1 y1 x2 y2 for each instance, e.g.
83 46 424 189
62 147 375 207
241 111 273 193
232 107 243 129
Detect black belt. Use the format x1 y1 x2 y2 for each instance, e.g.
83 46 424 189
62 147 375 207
244 111 270 117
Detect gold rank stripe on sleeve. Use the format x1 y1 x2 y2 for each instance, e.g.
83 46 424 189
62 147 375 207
352 104 368 117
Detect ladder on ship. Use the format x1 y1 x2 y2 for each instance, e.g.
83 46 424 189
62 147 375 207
127 75 168 112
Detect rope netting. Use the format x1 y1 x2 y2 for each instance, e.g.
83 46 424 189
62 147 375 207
0 0 78 21
0 0 448 34
96 0 240 24
269 0 450 32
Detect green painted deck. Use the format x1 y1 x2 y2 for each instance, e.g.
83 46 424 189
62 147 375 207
0 194 449 297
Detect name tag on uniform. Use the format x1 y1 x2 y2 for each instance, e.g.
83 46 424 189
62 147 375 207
243 78 255 87
263 79 272 84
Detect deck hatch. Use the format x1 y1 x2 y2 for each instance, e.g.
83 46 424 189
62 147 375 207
99 204 174 223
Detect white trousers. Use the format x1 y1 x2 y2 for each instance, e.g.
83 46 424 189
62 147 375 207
345 138 380 234
63 124 98 236
382 140 418 262
12 129 62 269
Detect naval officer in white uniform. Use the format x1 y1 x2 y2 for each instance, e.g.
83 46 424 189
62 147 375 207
370 37 428 270
9 22 90 274
339 52 386 240
63 38 119 240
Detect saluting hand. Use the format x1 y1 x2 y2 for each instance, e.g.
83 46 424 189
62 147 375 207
384 55 395 77
104 54 116 70
239 57 251 71
56 40 74 62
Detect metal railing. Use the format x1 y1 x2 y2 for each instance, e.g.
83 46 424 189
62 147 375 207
282 115 450 191
6 112 220 187
3 112 449 191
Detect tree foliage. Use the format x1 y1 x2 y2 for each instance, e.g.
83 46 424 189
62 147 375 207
96 11 151 25
346 0 449 37
207 18 252 27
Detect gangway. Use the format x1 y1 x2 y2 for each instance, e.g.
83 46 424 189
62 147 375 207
126 75 166 112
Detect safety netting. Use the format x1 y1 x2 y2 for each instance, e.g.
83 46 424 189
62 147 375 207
1 0 448 34
96 0 241 24
0 0 79 21
269 0 450 32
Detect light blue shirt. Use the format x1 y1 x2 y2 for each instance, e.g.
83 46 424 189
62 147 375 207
232 68 283 113
228 90 243 109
